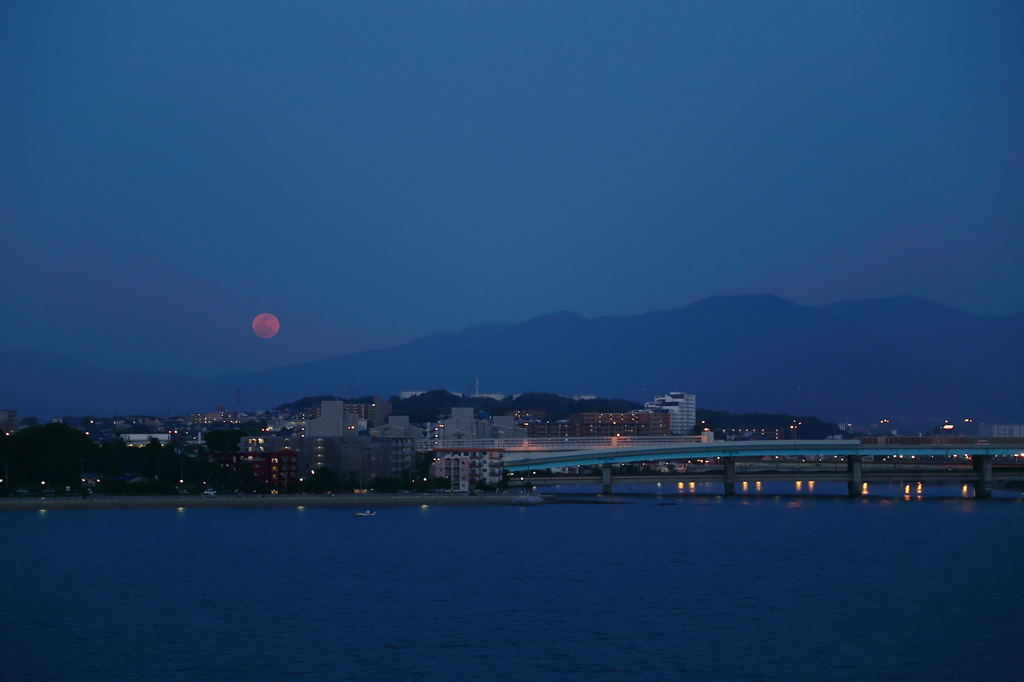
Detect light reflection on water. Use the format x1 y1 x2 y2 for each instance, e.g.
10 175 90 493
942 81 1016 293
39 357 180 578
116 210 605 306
535 480 1024 499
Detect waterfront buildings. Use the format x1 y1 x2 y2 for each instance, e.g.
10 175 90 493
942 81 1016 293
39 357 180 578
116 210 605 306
302 401 416 483
429 448 504 492
206 449 300 491
303 435 417 486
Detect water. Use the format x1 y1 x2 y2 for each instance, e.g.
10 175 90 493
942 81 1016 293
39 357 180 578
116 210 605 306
2 496 1022 681
536 480 1024 498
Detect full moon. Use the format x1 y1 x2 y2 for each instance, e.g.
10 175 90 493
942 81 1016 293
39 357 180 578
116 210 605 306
252 313 280 338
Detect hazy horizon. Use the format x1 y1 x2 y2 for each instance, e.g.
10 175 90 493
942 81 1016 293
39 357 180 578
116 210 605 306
4 292 1019 378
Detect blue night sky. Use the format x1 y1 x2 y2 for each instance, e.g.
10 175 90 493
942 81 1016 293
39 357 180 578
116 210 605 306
2 1 1022 376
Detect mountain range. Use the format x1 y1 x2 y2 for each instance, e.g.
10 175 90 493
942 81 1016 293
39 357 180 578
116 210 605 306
2 295 1022 427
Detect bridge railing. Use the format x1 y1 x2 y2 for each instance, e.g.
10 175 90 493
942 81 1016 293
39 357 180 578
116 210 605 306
414 435 705 453
859 436 1024 446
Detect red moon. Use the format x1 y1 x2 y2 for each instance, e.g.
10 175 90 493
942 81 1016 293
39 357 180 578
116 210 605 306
252 313 280 338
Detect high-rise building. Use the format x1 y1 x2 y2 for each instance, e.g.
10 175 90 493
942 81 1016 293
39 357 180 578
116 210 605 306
0 410 18 434
644 393 696 435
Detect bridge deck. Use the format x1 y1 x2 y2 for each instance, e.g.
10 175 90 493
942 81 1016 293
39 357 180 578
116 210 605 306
503 440 1024 472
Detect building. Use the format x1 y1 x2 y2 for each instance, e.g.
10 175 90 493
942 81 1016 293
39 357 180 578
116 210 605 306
720 428 786 441
979 424 1024 438
369 415 424 440
569 412 671 437
525 421 573 437
246 449 299 490
428 407 527 444
206 449 300 491
265 401 416 484
645 393 697 435
307 400 364 437
240 435 304 453
121 434 173 447
0 409 18 434
344 398 392 426
302 436 416 487
430 448 504 492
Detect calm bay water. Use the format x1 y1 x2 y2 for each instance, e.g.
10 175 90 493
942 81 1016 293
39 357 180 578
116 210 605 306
2 495 1022 681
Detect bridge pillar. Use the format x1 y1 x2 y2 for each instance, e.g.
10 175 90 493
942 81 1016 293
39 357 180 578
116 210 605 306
601 465 612 495
723 457 735 496
973 455 992 499
847 455 863 497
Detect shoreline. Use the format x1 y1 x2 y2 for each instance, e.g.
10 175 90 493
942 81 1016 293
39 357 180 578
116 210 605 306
0 492 545 511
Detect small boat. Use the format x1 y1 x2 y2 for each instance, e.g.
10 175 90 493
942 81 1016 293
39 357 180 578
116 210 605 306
355 510 376 517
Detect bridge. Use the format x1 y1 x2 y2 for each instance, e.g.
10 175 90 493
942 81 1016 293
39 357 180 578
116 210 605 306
501 439 1024 498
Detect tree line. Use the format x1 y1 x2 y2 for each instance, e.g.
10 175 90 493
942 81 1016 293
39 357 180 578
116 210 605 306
0 423 467 496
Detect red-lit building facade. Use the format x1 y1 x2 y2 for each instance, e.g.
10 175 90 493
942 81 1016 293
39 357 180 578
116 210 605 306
205 449 300 491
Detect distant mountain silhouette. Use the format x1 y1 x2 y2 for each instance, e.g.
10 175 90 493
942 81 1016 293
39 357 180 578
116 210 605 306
2 295 1022 426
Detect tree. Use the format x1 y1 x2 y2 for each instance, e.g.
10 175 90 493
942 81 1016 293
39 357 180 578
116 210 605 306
3 423 96 491
204 429 248 453
696 409 842 440
370 476 409 493
491 392 644 421
274 395 338 412
301 467 349 493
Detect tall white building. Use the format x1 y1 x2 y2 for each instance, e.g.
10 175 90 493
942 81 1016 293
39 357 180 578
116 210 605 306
645 393 696 435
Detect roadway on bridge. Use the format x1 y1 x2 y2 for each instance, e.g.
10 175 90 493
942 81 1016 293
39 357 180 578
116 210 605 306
502 440 1024 472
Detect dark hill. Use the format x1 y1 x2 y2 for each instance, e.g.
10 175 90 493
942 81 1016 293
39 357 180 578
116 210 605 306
2 295 1021 425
